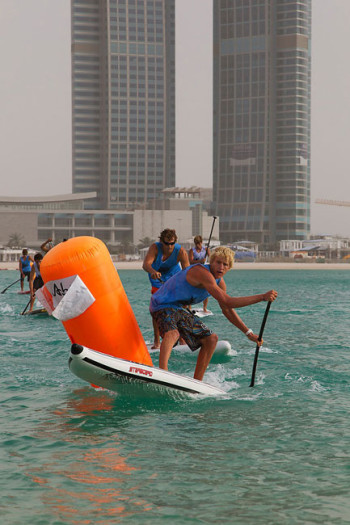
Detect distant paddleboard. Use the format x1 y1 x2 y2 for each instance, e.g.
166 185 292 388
69 344 225 396
192 308 213 318
23 308 47 316
147 339 231 356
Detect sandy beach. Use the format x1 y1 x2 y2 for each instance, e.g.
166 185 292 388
115 261 350 270
1 260 350 271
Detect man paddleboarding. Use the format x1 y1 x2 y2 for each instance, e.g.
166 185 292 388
19 249 33 292
150 246 278 381
188 234 211 313
29 253 44 312
143 228 189 349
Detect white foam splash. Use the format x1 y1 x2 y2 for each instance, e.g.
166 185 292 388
310 380 327 392
245 345 279 355
0 303 14 314
205 364 241 392
255 372 266 385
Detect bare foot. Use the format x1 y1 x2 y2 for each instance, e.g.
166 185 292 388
151 343 160 349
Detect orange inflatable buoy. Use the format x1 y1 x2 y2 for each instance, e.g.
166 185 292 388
40 236 152 367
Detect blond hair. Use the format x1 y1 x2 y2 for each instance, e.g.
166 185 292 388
209 246 235 269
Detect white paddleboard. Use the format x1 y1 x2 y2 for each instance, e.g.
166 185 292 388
17 290 30 295
69 344 225 396
192 308 213 318
147 339 232 357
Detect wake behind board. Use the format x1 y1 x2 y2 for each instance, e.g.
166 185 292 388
69 344 225 396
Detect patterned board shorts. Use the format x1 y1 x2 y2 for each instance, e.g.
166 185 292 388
151 307 213 351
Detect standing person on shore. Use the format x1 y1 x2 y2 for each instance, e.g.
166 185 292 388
19 249 34 292
29 253 44 312
188 235 211 313
142 228 190 349
150 246 278 381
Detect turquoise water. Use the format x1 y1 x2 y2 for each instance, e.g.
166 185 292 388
1 269 349 524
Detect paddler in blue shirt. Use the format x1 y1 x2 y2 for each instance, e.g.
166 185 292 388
19 249 34 292
143 228 190 349
150 246 278 381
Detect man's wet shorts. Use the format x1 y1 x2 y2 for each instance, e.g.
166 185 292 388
151 307 213 351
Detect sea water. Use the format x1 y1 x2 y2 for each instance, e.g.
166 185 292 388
0 269 349 524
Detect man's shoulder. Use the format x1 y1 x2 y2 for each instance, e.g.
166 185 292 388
187 263 210 277
147 242 159 253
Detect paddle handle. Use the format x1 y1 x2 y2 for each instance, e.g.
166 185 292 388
21 298 31 316
249 301 271 387
205 216 217 259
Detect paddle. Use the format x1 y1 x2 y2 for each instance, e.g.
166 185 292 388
205 216 217 261
21 297 32 316
1 278 22 294
249 301 272 387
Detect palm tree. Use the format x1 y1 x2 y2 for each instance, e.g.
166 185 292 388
7 233 26 248
138 236 154 250
117 240 135 255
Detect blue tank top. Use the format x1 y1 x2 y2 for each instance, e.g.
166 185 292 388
20 256 31 272
150 264 221 312
191 245 207 262
149 242 182 288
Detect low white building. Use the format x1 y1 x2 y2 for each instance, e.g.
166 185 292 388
0 190 219 250
280 236 350 259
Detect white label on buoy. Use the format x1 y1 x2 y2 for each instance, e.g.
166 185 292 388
46 275 77 308
36 275 95 321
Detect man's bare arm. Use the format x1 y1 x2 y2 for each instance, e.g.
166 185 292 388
142 244 163 281
178 247 190 269
187 265 277 309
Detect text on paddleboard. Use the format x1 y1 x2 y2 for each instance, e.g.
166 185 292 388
129 366 153 377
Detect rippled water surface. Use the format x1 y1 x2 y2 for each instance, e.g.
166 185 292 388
1 269 349 524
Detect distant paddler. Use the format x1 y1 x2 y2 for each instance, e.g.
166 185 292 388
29 253 44 313
40 238 54 253
188 235 211 313
19 249 33 292
143 228 189 349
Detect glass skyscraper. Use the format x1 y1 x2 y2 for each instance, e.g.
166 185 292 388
213 0 311 246
71 0 175 210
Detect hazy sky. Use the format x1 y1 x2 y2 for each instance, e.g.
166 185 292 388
1 0 350 236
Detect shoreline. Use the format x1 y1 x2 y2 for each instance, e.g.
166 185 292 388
1 261 350 271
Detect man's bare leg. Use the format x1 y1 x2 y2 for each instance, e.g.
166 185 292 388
203 297 209 313
151 317 161 349
29 294 35 313
159 329 179 370
193 333 218 381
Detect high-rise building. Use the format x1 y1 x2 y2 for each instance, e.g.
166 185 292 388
71 0 175 210
213 0 311 246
